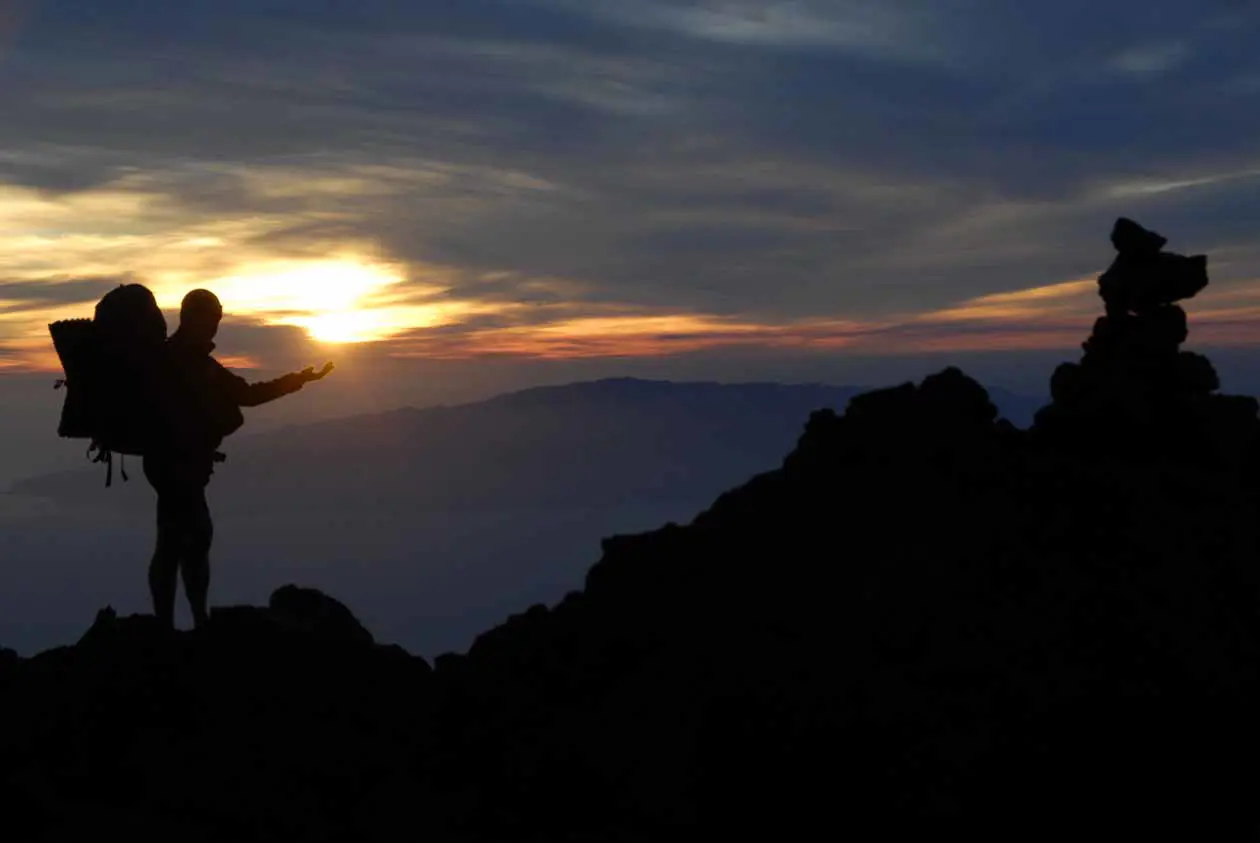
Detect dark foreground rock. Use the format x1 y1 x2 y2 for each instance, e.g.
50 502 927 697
4 219 1260 840
1 597 432 841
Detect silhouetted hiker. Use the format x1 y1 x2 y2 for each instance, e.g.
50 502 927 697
146 289 334 629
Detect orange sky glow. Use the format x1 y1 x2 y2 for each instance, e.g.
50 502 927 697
2 177 1260 373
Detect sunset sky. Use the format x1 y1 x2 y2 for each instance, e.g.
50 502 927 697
3 1 1260 382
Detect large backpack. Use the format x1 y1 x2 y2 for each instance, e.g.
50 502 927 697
49 283 168 485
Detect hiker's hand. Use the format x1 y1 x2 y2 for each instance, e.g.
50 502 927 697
300 362 335 383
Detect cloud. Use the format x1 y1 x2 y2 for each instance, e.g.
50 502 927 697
3 0 1260 374
209 318 324 372
1109 41 1190 75
364 271 1260 361
0 276 127 314
561 0 955 63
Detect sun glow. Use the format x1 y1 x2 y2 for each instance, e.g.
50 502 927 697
198 257 412 343
299 310 390 344
293 308 407 344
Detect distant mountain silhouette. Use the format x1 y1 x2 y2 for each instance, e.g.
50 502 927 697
5 221 1251 839
11 377 1043 513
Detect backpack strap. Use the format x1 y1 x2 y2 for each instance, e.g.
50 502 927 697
87 440 126 488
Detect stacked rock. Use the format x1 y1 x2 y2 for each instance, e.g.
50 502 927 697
1034 218 1257 458
1097 218 1208 319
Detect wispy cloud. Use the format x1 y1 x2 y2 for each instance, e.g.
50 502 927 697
4 0 1260 377
564 0 954 63
1109 41 1190 75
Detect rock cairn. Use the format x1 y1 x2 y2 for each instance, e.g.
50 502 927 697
1034 218 1257 457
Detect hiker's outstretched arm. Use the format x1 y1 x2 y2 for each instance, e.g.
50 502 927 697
228 362 334 408
231 372 307 407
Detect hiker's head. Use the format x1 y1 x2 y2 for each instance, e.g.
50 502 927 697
180 289 223 341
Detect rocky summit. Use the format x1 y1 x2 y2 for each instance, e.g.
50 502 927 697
5 219 1260 840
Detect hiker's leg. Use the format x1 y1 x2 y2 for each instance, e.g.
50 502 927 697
180 488 213 629
148 494 180 629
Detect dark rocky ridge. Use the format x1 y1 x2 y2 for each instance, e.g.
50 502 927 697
4 219 1260 840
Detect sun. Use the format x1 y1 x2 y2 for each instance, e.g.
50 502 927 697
299 309 394 344
201 257 408 343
